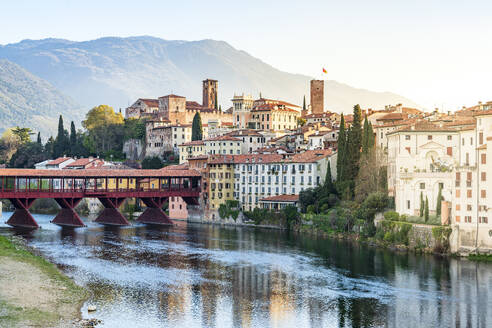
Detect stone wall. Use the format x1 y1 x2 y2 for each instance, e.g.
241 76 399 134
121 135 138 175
123 139 144 161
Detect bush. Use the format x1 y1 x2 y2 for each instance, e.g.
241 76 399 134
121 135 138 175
141 156 164 169
384 211 399 221
307 204 316 214
383 231 393 242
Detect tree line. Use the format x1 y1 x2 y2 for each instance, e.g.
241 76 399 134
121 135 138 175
0 105 146 168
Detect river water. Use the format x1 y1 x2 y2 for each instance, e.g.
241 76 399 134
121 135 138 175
1 212 491 328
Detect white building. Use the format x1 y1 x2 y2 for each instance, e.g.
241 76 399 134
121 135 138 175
234 150 337 211
388 114 492 252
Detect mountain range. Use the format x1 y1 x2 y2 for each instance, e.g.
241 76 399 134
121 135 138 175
0 36 420 134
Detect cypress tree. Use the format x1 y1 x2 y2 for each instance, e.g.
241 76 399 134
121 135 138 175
303 95 306 111
367 122 375 149
336 114 346 180
191 112 203 141
324 161 335 194
436 185 443 217
57 115 64 141
70 121 77 147
214 93 218 110
54 115 68 157
347 104 362 178
425 196 429 222
420 192 424 217
362 115 370 154
36 132 41 145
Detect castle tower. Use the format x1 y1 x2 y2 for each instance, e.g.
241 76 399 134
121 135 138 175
203 79 218 109
310 80 324 114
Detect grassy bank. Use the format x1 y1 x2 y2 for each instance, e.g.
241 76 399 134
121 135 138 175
0 235 88 327
468 253 492 262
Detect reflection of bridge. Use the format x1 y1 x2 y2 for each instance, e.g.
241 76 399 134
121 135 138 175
0 169 201 229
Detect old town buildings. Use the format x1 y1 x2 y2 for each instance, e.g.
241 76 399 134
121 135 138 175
386 103 492 252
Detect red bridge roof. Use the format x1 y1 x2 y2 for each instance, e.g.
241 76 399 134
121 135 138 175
0 169 201 178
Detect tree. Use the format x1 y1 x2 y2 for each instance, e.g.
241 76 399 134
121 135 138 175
82 105 124 156
424 196 429 222
336 114 346 180
36 132 41 145
354 148 386 203
0 129 22 164
53 115 69 157
303 95 306 111
324 161 335 194
9 142 47 168
214 93 218 110
436 185 443 217
70 121 77 148
141 156 164 169
283 205 300 229
192 112 203 141
297 117 306 127
362 115 372 154
11 127 32 144
420 192 424 217
347 104 362 179
82 105 124 130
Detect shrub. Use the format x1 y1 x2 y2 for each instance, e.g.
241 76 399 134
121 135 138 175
384 211 399 221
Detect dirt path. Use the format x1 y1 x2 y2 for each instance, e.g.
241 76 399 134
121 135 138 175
0 236 89 327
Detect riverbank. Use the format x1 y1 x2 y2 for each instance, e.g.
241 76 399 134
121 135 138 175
0 235 89 327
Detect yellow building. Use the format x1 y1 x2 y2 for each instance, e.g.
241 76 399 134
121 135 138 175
178 140 206 164
207 155 235 214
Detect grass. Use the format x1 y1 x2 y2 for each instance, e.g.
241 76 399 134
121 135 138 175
468 253 492 262
0 235 88 327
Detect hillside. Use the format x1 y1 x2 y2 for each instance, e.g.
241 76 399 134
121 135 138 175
0 36 419 113
0 59 83 135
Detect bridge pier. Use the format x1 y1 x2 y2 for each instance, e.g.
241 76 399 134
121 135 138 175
51 198 85 227
137 197 173 225
6 198 38 229
95 197 129 226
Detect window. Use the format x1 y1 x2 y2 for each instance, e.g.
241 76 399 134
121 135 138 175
470 137 473 145
481 154 487 164
405 135 411 140
467 189 472 198
481 190 486 198
462 138 465 146
467 204 472 211
456 204 461 211
465 216 472 223
407 200 410 209
427 135 432 140
481 172 486 181
456 189 460 198
479 132 484 145
447 135 452 140
447 147 453 156
479 217 488 224
455 215 461 222
439 182 444 189
420 183 425 189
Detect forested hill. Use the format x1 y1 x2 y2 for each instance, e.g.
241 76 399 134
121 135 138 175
0 59 82 135
0 36 420 113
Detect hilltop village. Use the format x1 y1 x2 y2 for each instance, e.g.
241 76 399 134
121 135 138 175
4 77 492 254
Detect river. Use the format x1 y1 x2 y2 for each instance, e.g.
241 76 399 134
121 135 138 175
1 212 491 328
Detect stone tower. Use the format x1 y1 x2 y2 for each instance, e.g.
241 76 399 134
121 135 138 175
310 80 324 114
203 79 218 109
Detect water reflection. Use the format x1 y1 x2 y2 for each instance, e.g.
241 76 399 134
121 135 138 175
1 213 491 327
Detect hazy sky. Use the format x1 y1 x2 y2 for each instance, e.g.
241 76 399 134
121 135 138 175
1 0 491 110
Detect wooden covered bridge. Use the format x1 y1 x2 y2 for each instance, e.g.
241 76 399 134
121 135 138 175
0 168 201 229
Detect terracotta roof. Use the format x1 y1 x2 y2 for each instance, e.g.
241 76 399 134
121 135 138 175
0 168 201 177
65 158 103 168
47 157 72 166
284 149 334 163
188 155 209 160
233 154 283 164
260 194 299 202
205 135 241 142
226 129 263 137
160 94 185 98
180 140 205 146
207 155 235 164
256 98 301 108
388 121 460 134
376 113 408 121
252 104 300 113
140 98 159 107
161 163 189 170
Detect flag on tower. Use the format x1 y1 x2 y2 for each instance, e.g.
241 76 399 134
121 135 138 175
322 68 327 74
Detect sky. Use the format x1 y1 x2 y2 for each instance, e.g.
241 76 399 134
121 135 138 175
0 0 491 110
